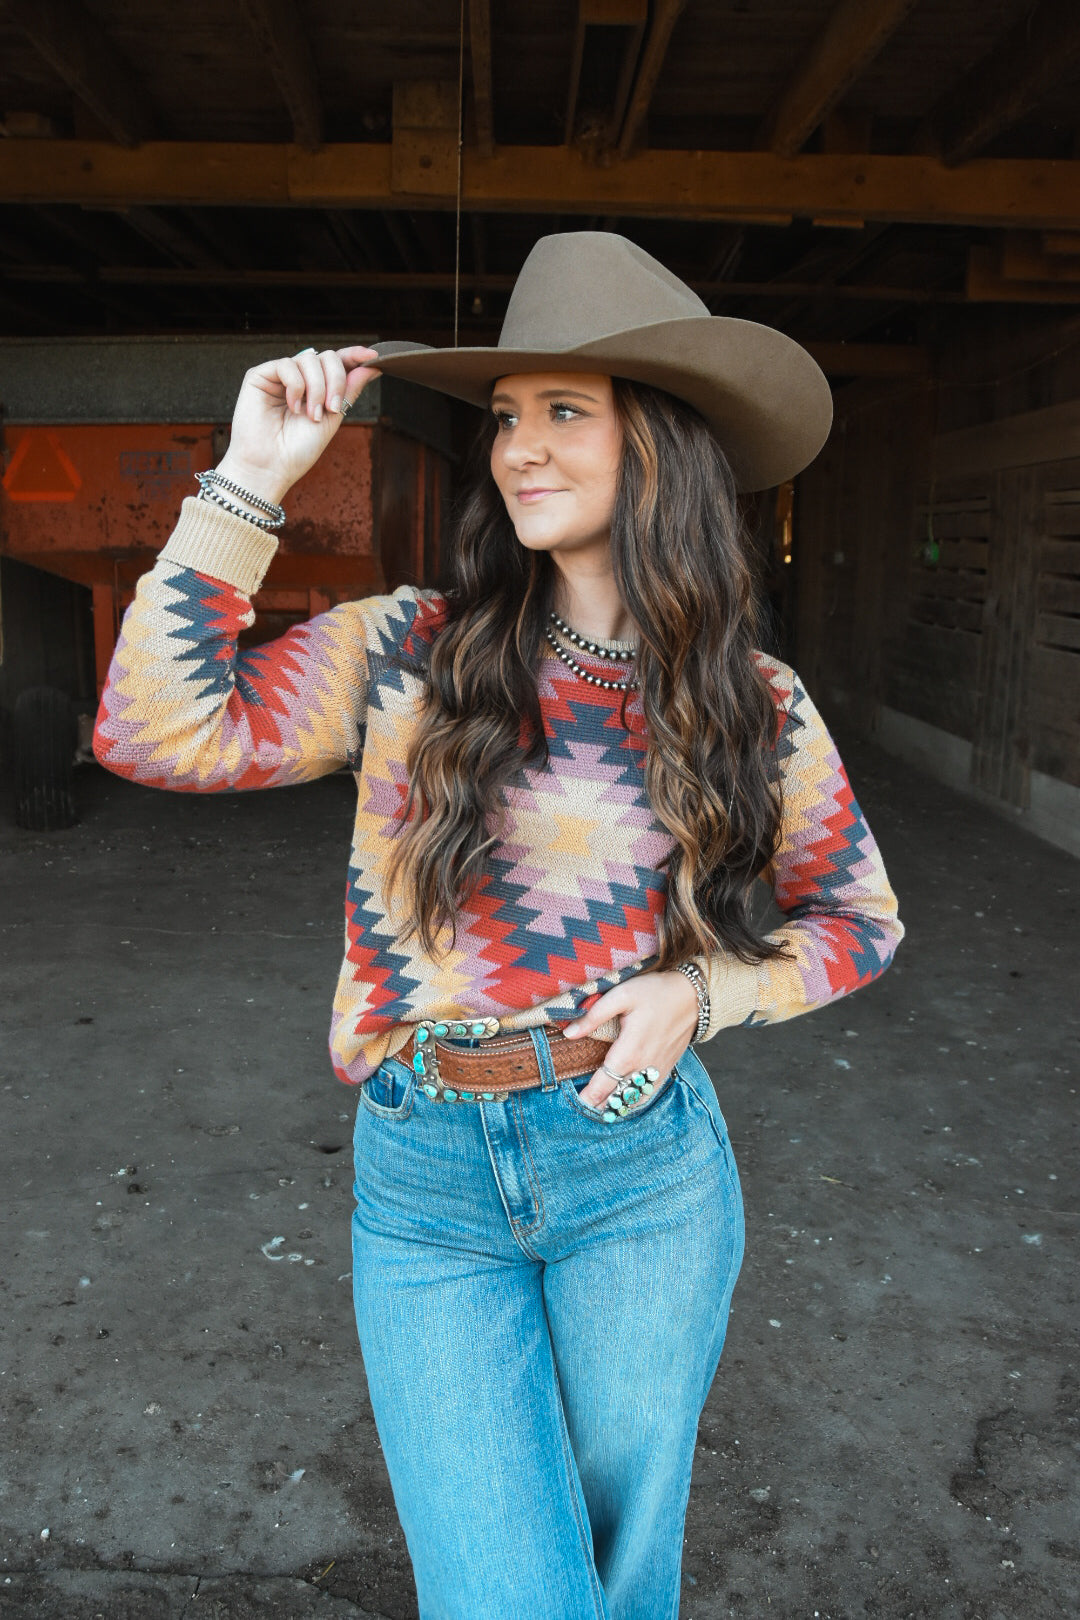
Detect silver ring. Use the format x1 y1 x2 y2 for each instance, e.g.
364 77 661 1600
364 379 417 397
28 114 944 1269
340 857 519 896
601 1061 627 1083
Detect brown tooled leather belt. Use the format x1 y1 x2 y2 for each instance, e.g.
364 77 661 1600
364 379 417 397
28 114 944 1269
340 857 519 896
415 1022 611 1102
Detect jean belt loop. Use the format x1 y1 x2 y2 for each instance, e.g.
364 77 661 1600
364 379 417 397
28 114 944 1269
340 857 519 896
528 1027 560 1092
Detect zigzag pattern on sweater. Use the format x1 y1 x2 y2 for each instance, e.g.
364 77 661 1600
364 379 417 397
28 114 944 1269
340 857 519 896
95 527 904 1087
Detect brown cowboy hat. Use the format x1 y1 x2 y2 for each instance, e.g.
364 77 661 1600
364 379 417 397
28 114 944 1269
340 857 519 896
371 231 832 492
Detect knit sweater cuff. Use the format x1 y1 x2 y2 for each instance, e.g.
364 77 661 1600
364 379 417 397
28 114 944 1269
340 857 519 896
689 952 762 1041
159 496 280 597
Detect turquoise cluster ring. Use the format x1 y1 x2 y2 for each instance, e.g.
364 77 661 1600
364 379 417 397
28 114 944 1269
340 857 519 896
412 1016 508 1103
601 1065 662 1123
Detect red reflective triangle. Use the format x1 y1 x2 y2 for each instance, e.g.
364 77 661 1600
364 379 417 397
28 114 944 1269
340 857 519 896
2 429 82 502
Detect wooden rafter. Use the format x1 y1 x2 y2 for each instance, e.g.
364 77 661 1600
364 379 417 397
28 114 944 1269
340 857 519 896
564 0 647 149
469 0 494 157
4 142 1080 232
2 0 156 147
1001 233 1080 283
234 0 323 151
968 244 1080 303
918 0 1080 167
616 0 686 158
758 0 919 158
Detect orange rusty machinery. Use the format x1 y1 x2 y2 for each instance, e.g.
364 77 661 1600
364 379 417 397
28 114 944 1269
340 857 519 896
0 336 456 826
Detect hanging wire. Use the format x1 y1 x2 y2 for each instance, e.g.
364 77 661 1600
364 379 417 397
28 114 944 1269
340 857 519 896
454 0 466 347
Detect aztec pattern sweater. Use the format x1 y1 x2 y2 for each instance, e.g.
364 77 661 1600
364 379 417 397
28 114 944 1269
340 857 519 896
94 497 905 1087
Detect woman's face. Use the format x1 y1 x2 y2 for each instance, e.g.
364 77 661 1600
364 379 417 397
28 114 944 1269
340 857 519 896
488 372 622 558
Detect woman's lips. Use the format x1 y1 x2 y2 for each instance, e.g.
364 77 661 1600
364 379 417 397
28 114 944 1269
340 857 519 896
516 488 562 503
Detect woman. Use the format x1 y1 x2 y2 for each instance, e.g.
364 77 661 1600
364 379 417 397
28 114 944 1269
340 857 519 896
94 232 904 1620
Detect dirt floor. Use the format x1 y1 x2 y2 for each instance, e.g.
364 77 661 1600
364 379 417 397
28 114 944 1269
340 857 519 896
0 733 1076 1620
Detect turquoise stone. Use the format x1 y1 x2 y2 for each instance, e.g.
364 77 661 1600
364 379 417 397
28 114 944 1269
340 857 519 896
624 1085 641 1104
461 1091 474 1100
412 1053 426 1074
443 1088 458 1101
642 1081 654 1095
452 1023 467 1035
416 1026 429 1043
423 1083 439 1098
602 1110 618 1123
471 1022 485 1035
482 1092 495 1100
433 1022 448 1036
645 1066 660 1081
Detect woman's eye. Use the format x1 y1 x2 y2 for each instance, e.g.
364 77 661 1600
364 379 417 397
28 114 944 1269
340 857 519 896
494 410 517 430
552 402 579 422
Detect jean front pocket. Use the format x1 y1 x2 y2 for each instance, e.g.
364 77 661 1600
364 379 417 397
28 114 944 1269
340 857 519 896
359 1058 416 1121
560 1062 681 1125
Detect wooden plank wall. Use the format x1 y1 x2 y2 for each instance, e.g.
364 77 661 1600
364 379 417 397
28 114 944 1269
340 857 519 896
792 315 1080 807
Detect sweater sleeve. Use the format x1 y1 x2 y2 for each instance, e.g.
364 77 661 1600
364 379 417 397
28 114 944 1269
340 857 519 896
689 669 905 1039
93 497 390 791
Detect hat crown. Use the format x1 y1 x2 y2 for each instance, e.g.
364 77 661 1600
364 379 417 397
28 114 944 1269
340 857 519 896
498 231 709 352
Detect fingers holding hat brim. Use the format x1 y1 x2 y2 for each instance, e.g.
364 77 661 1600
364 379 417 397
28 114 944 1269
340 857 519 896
370 319 833 493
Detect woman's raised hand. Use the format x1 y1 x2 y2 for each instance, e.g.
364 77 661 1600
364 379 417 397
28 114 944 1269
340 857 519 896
213 345 382 507
562 969 701 1111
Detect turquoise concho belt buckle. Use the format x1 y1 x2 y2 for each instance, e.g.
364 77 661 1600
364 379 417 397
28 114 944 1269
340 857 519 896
412 1016 508 1103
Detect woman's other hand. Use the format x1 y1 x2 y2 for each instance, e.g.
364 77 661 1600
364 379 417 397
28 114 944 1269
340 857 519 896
563 969 700 1109
213 344 382 507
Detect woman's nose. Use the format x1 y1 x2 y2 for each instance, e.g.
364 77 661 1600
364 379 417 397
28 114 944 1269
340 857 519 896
502 425 548 467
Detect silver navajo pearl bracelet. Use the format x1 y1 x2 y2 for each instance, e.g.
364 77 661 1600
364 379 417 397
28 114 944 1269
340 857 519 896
673 961 711 1044
195 469 286 532
196 482 277 532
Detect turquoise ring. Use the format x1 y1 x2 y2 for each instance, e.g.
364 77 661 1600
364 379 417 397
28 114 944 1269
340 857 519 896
601 1065 662 1123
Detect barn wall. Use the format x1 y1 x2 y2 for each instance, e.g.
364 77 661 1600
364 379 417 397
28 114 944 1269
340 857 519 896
794 314 1080 857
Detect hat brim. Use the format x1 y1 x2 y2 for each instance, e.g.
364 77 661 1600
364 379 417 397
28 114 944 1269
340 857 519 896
371 317 832 492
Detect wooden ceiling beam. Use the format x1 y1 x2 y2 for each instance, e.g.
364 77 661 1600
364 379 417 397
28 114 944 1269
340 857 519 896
616 0 686 158
917 0 1080 167
968 244 1080 303
564 0 647 149
469 0 494 157
4 142 1080 232
2 0 157 147
234 0 323 150
1001 232 1080 283
1043 231 1080 256
758 0 918 158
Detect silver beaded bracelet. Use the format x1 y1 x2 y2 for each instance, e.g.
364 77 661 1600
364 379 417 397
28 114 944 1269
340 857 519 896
195 482 276 532
674 961 711 1044
195 469 286 532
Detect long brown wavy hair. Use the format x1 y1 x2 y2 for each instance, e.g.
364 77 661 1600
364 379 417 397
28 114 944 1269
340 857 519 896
382 377 793 974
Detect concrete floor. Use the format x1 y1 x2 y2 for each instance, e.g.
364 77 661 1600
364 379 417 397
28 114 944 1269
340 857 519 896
1 735 1076 1620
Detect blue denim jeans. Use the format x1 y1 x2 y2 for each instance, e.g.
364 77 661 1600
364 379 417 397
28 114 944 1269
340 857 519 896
351 1028 745 1620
